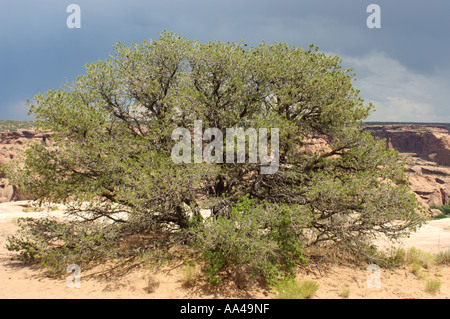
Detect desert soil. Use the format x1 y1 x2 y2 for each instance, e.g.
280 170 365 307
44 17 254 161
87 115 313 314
1 201 449 299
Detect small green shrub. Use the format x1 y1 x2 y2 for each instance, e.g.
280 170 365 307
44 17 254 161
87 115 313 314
406 247 435 269
202 249 227 286
435 250 450 265
193 195 308 285
425 279 441 294
6 217 120 275
433 213 449 220
274 278 319 299
22 207 44 213
438 204 450 214
385 247 406 266
409 261 422 276
299 280 319 298
339 286 350 298
180 262 201 287
430 204 450 219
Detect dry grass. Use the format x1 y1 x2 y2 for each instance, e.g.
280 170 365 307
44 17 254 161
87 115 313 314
22 207 44 213
180 263 201 287
409 261 422 276
425 279 441 294
339 286 350 298
274 279 319 299
435 250 450 265
143 274 160 294
406 247 435 269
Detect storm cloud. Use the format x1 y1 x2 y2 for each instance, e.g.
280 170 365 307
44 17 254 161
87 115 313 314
1 0 449 122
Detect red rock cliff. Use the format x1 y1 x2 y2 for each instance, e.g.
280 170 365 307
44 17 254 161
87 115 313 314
364 124 450 166
364 124 450 211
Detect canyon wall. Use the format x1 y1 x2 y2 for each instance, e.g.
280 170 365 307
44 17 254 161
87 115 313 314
364 124 450 211
364 124 450 166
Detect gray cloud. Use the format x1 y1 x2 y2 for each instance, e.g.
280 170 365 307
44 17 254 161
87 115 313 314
342 52 450 122
0 0 449 122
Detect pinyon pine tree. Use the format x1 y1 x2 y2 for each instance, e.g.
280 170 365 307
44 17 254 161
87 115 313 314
5 31 424 281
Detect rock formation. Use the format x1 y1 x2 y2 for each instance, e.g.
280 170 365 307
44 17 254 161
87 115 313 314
364 124 450 166
364 124 450 211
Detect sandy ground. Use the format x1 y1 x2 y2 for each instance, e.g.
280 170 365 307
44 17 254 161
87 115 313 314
1 201 449 299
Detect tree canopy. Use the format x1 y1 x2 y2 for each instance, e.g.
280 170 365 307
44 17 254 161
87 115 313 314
5 31 425 281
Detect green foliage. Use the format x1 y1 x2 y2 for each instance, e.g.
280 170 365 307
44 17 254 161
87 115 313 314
435 250 450 265
388 247 407 266
431 204 450 219
409 261 422 276
339 286 350 298
425 279 441 294
6 217 119 275
194 195 308 284
274 278 319 299
440 205 450 214
202 249 227 285
180 262 201 287
4 31 425 281
406 247 435 269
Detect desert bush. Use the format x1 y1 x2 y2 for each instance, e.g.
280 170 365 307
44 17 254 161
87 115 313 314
180 262 201 287
144 274 160 294
387 247 406 266
425 279 441 294
5 31 425 281
435 250 450 265
274 278 319 299
409 261 422 276
431 204 450 219
406 247 435 269
193 194 308 284
22 207 44 213
339 286 350 298
430 204 450 214
6 217 120 275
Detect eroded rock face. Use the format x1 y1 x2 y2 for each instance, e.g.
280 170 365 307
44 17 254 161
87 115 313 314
364 124 450 166
407 170 448 207
364 124 450 211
